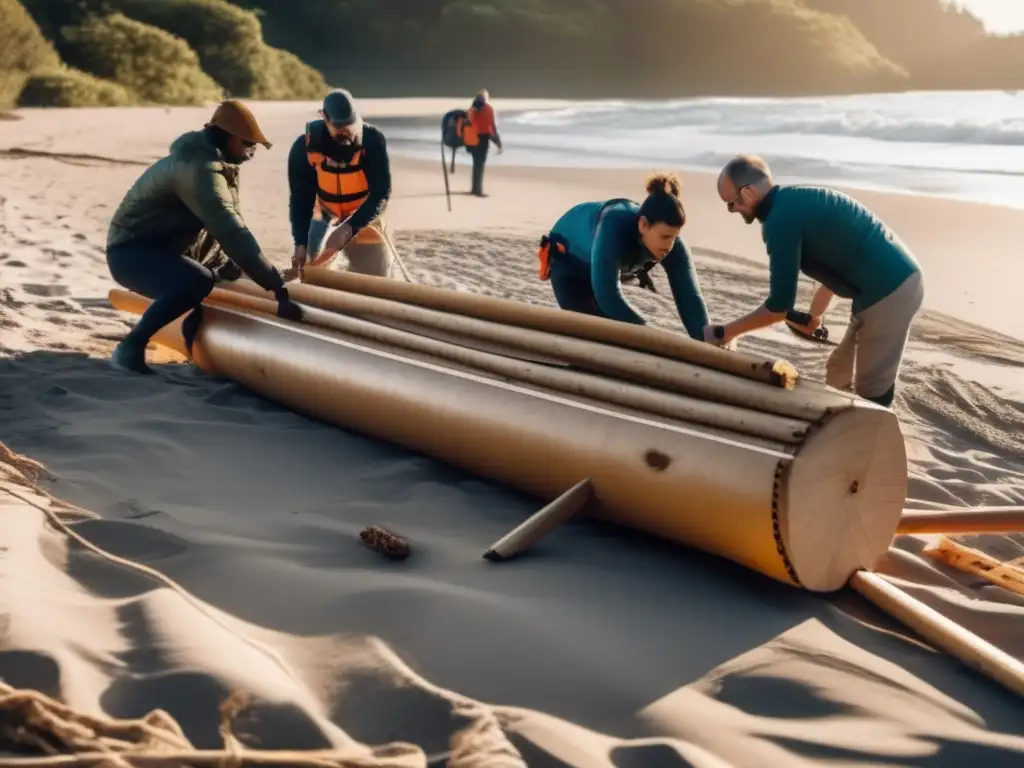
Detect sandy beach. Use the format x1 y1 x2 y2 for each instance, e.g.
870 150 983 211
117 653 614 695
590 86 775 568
1 99 1023 766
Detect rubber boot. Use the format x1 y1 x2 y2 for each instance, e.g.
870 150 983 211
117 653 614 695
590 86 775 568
109 337 154 375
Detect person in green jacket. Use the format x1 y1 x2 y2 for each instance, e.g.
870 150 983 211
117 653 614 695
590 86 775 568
538 172 709 340
708 154 924 407
105 100 302 375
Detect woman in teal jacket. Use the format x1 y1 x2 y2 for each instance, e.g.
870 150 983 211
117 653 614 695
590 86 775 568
537 172 709 340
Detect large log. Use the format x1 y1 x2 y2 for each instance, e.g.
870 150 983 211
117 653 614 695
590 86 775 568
110 289 908 593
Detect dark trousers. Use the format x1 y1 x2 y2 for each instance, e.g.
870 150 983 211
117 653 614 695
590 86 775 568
469 136 490 195
549 260 606 318
107 241 215 348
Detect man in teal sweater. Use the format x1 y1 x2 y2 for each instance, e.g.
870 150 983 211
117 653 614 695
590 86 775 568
708 154 924 407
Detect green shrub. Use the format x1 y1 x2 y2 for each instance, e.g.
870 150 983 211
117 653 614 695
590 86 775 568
104 0 327 98
0 0 60 70
59 13 223 105
16 66 135 107
0 0 62 105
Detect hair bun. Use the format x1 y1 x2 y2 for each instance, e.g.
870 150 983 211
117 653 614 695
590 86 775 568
646 171 682 199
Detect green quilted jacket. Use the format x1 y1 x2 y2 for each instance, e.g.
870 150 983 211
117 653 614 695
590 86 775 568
106 129 283 292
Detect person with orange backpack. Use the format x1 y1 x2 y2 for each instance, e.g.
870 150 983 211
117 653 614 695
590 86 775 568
460 89 503 197
287 88 394 278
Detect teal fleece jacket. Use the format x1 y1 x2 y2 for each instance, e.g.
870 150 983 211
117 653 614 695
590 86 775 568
756 185 921 315
549 199 709 338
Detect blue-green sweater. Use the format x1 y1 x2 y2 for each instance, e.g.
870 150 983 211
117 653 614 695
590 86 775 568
549 199 709 338
756 185 921 315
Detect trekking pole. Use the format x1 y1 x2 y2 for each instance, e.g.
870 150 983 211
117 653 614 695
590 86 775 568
441 138 452 212
369 222 414 284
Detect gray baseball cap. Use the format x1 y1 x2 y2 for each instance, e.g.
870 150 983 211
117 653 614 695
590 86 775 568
322 88 358 127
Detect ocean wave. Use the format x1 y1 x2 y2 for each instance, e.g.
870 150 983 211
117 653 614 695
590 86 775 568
509 91 1024 146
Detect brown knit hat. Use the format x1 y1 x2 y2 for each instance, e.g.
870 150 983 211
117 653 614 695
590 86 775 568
205 99 272 149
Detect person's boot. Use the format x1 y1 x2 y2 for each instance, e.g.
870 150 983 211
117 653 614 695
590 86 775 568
109 336 154 375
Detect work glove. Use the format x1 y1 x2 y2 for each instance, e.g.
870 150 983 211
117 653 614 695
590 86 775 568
274 286 304 322
212 260 243 283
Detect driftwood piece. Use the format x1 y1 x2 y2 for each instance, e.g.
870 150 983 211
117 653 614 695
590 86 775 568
921 536 1024 596
359 525 411 561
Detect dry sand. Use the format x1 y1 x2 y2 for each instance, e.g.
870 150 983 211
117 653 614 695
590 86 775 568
1 99 1023 766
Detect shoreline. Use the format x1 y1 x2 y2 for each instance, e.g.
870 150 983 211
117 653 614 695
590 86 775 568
4 97 1021 339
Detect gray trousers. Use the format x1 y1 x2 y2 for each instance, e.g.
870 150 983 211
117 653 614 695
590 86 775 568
825 270 924 403
307 206 394 277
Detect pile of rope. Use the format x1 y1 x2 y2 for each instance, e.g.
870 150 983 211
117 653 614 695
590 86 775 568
0 685 426 766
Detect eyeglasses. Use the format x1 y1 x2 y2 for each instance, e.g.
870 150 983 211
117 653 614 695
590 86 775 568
726 184 749 209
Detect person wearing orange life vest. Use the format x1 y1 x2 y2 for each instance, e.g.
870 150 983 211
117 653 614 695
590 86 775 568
461 89 503 197
287 88 394 278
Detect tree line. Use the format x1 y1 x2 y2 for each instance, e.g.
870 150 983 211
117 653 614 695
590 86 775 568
2 0 1021 109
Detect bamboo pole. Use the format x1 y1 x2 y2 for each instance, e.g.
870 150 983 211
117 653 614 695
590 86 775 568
203 288 809 445
898 507 1024 535
219 281 852 423
849 569 1024 697
483 478 594 561
921 537 1024 597
297 268 801 389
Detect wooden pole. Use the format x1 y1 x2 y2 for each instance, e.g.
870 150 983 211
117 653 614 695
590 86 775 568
202 289 811 445
483 479 594 561
295 269 802 390
849 569 1024 697
218 280 849 422
898 507 1024 535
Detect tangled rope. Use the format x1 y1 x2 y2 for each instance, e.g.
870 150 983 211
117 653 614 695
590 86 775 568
0 683 427 766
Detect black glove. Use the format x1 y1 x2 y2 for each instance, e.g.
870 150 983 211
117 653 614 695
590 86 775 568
273 286 304 322
212 260 242 283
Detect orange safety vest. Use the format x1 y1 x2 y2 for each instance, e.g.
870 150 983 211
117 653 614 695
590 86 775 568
305 121 369 219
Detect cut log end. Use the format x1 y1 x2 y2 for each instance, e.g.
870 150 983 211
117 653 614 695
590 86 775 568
782 402 908 592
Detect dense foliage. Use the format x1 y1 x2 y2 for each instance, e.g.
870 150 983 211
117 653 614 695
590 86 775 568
0 0 60 106
6 0 327 107
59 13 224 105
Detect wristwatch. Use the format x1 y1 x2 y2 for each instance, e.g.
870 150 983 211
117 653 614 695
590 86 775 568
713 325 726 341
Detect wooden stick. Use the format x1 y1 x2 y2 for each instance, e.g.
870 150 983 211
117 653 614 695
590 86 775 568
921 536 1024 597
483 479 594 561
297 268 802 390
898 506 1024 535
848 569 1024 697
